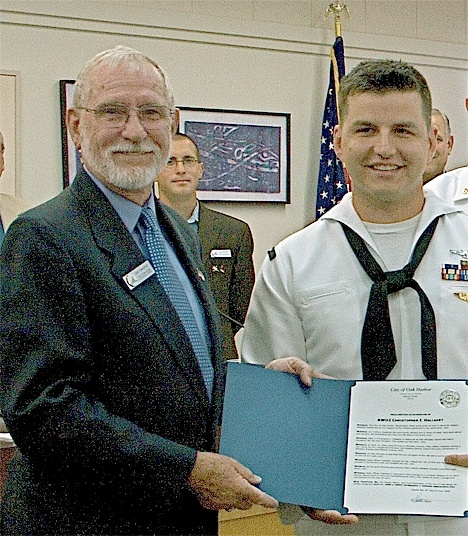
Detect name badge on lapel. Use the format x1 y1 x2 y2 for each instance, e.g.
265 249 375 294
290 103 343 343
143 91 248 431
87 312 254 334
210 249 232 258
123 261 155 290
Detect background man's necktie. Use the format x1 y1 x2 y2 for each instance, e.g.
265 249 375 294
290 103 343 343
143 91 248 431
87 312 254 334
0 218 4 247
340 218 439 381
139 207 214 397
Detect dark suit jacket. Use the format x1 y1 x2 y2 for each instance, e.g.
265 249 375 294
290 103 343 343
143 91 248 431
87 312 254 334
198 204 255 361
0 170 224 535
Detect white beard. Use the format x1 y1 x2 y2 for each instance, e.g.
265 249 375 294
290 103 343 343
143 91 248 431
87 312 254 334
82 140 167 191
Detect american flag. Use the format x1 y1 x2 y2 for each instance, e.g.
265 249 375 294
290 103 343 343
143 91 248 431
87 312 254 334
315 36 347 220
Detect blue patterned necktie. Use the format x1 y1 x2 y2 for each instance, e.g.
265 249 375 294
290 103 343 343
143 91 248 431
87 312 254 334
139 207 214 398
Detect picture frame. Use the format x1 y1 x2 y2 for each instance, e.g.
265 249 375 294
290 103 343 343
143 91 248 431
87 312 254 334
178 107 290 203
59 79 82 187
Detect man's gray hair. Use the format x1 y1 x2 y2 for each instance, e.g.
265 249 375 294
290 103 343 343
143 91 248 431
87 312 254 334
73 45 175 109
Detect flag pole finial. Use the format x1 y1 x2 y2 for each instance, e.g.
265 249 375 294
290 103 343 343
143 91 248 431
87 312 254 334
325 2 349 37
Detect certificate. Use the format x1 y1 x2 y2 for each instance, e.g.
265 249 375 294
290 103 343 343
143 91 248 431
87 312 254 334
220 363 468 516
344 381 467 516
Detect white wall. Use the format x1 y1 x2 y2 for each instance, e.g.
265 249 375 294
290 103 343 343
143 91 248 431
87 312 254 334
0 0 466 271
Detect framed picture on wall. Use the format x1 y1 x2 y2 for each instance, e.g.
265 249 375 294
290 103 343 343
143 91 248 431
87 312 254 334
59 79 82 187
179 107 290 203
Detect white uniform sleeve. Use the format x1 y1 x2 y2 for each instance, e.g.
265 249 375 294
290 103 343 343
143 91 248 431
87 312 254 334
241 249 306 364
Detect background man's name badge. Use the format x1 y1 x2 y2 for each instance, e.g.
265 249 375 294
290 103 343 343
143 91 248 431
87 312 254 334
123 261 155 290
210 249 232 258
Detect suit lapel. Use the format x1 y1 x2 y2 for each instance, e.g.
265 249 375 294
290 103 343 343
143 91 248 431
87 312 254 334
128 271 212 407
198 204 222 258
70 172 218 408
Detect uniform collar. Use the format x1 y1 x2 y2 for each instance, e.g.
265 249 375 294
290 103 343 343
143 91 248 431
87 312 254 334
187 200 200 224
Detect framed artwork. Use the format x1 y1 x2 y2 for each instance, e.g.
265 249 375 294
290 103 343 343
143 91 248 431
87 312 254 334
179 107 290 203
60 79 82 187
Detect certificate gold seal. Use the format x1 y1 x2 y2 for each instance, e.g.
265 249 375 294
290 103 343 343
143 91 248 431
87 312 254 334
439 389 460 408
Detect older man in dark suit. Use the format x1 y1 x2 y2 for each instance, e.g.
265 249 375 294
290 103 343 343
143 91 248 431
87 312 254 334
157 133 255 361
0 46 277 535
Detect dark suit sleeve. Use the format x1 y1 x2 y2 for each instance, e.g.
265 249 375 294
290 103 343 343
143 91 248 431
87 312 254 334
229 223 255 333
0 217 196 499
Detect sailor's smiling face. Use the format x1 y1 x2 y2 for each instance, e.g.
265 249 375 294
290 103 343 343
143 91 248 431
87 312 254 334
334 90 435 219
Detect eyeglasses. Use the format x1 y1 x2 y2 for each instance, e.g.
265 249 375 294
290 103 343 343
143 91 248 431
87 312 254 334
166 157 200 168
78 104 174 128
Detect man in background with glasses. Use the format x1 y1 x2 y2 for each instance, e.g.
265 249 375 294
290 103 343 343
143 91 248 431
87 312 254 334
157 133 255 361
0 46 277 536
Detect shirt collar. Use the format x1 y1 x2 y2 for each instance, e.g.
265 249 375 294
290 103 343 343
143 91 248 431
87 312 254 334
85 165 155 233
187 200 200 224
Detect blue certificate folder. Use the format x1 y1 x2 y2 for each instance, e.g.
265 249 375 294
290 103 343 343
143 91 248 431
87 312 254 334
219 362 354 513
